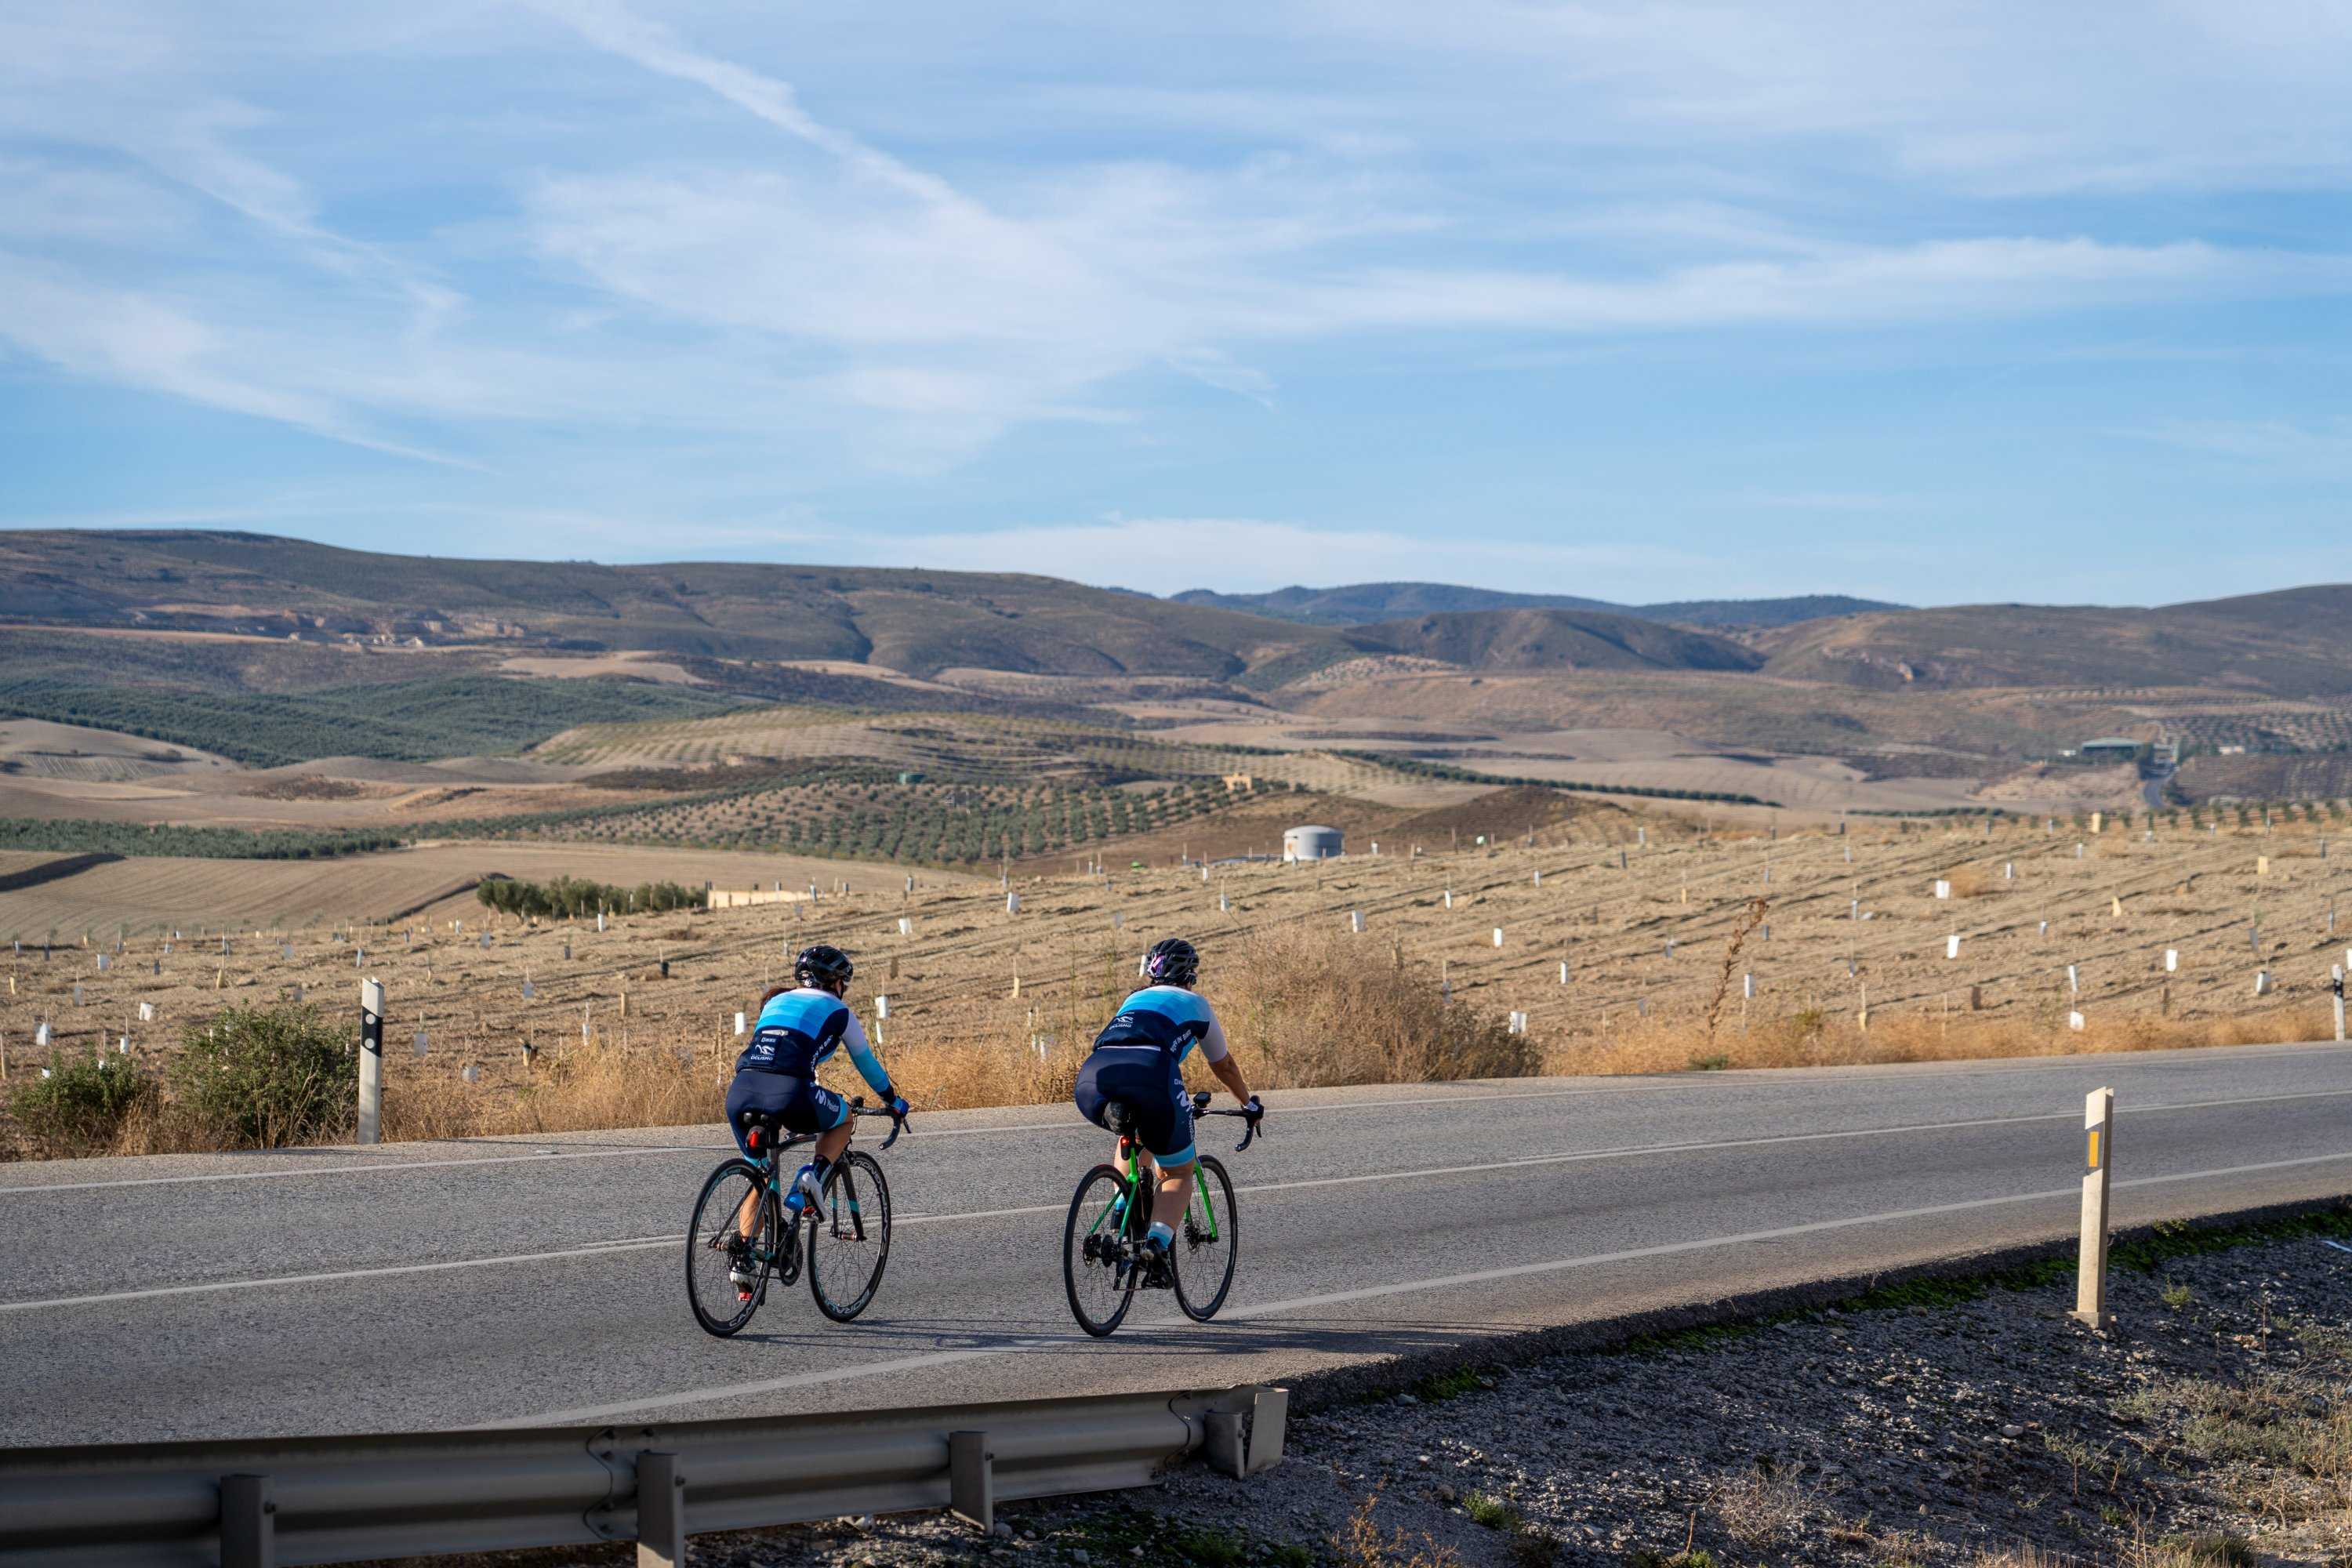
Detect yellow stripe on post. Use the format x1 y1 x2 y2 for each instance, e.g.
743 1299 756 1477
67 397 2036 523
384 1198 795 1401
2086 1128 2101 1173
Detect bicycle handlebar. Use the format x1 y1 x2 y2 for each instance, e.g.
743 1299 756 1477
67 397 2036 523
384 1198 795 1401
848 1095 911 1149
1190 1091 1265 1152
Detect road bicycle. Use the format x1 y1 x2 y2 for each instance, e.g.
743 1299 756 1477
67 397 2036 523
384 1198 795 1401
1062 1090 1263 1338
687 1098 907 1335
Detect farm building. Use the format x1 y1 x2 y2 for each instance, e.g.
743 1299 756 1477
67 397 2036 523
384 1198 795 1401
2078 737 2142 759
1283 824 1343 861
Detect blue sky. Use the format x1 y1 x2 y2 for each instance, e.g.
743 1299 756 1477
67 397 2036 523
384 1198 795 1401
3 2 2348 606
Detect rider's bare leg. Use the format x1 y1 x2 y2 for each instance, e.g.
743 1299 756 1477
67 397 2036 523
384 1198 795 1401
1152 1157 1196 1238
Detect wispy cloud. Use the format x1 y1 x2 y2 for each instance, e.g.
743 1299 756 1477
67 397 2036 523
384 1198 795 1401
2122 418 2352 477
2 0 2350 606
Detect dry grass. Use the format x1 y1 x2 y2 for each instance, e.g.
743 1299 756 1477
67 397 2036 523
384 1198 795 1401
1548 1000 2335 1079
1707 1467 1812 1551
1331 1497 1467 1568
1947 864 1994 898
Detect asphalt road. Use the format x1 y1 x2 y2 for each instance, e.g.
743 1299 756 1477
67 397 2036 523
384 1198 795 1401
5 1042 2352 1447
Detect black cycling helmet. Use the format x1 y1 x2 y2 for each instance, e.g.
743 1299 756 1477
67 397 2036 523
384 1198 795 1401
1140 936 1199 988
794 943 855 992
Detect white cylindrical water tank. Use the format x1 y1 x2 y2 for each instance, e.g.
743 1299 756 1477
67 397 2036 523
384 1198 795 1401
1284 824 1344 861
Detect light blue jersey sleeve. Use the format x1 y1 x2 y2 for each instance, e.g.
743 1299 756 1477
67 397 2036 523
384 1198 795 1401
1196 1001 1230 1065
840 1012 894 1098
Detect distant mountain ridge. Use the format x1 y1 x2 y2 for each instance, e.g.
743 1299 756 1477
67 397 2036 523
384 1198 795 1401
0 530 1346 681
13 531 2352 702
1171 582 1903 629
1348 608 1764 673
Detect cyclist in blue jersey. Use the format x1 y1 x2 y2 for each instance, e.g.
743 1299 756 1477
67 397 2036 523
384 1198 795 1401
721 944 908 1296
1073 937 1259 1281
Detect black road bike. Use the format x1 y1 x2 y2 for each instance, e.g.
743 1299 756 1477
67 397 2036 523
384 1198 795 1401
1062 1090 1263 1337
687 1098 906 1335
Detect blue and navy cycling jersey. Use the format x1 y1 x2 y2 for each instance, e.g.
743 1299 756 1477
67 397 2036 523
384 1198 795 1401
735 987 894 1097
1091 985 1230 1065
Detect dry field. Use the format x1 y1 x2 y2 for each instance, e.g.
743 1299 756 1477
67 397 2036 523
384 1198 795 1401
0 841 983 941
526 706 1412 798
0 719 239 784
9 803 2351 1153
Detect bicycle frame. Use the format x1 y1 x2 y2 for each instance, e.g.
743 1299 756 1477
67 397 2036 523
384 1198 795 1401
1085 1134 1220 1254
739 1103 903 1271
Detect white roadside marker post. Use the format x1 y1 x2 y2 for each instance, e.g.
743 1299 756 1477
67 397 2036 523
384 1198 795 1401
2334 964 2347 1044
358 977 385 1147
2074 1086 2114 1330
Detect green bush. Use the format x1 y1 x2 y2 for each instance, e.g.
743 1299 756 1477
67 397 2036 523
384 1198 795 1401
9 1054 154 1156
477 874 696 919
169 1004 356 1149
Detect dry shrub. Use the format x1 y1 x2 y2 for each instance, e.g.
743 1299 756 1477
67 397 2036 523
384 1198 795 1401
1216 924 1538 1087
378 1043 730 1142
1947 866 1994 898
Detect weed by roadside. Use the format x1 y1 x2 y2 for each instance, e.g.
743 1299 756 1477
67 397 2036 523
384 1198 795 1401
1331 1496 1465 1568
7 1053 153 1156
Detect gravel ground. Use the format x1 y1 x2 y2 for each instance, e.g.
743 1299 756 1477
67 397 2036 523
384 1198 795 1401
377 1207 2352 1568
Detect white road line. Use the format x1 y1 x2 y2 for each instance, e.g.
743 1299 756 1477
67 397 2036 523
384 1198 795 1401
0 1235 681 1314
487 1147 2352 1425
9 1045 2351 1197
9 1088 2348 1315
0 1143 735 1196
1223 1150 2352 1322
0 1086 1644 1196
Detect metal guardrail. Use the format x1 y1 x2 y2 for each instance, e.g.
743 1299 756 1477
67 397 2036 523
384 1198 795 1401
0 1384 1287 1568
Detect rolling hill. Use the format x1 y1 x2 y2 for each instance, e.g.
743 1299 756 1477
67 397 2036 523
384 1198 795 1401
1345 608 1766 673
0 531 1347 680
1173 582 1900 628
1757 601 2352 696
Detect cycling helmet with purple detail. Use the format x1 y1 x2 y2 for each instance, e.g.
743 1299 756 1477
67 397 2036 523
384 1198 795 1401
1139 936 1199 988
794 943 855 991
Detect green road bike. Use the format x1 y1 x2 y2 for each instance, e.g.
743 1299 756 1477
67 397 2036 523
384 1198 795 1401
1062 1090 1264 1338
687 1098 907 1336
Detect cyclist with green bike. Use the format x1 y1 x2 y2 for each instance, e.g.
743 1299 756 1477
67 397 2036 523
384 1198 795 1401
1073 937 1261 1287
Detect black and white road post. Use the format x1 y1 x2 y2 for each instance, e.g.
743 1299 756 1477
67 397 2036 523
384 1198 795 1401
2073 1086 2114 1330
358 978 385 1146
2333 964 2346 1044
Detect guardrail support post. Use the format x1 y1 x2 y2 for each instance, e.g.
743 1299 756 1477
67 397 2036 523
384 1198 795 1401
2073 1087 2114 1330
220 1473 275 1568
949 1430 993 1532
1246 1388 1289 1477
1205 1411 1245 1478
635 1450 684 1568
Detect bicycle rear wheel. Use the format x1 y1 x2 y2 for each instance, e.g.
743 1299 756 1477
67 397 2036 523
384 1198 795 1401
807 1150 891 1322
1172 1154 1238 1322
1063 1164 1140 1338
688 1160 771 1338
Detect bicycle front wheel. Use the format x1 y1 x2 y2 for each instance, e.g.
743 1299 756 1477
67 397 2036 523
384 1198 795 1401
1173 1154 1238 1321
807 1150 891 1322
687 1160 771 1338
1063 1164 1140 1338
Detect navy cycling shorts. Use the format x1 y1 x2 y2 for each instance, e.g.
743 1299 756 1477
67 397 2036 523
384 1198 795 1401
725 1071 848 1158
1073 1047 1194 1166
